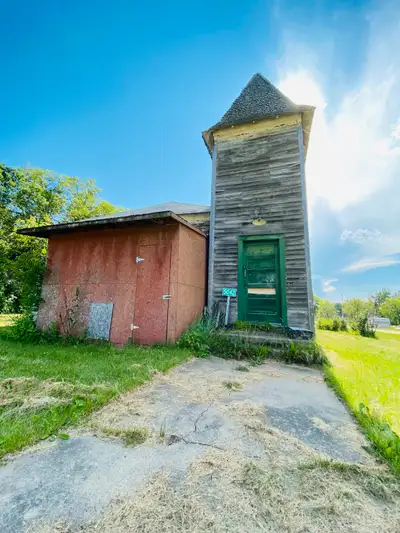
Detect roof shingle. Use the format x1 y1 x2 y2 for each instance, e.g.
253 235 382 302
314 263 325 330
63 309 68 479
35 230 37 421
202 73 314 155
210 73 299 130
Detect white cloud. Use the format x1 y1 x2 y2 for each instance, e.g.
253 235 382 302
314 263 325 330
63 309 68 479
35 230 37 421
322 278 337 293
278 3 400 276
340 228 382 244
393 119 400 141
279 70 400 212
343 257 400 273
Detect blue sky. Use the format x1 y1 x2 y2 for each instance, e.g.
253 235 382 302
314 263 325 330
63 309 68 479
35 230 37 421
1 0 399 300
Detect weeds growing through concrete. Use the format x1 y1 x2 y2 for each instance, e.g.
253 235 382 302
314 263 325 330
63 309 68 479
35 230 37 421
178 316 327 366
100 427 149 446
235 365 250 372
223 381 243 392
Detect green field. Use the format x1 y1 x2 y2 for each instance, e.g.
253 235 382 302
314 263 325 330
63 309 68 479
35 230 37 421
0 326 190 458
318 330 400 471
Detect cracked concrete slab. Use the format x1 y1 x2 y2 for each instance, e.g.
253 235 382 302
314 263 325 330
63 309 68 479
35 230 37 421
0 357 372 533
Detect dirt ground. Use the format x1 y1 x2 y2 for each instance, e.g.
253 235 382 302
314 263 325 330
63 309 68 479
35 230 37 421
1 357 399 533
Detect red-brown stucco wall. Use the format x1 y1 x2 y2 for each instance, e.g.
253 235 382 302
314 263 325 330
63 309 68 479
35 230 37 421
37 221 206 345
174 224 207 338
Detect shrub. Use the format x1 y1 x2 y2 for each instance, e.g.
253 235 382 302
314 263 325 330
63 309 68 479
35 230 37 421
0 312 86 345
317 318 331 330
178 318 327 366
234 320 275 332
233 320 313 340
281 340 328 366
317 318 348 332
176 328 209 358
178 319 271 363
1 313 45 342
350 315 376 338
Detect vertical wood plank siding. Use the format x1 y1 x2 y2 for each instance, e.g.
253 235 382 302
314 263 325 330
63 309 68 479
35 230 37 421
209 124 313 329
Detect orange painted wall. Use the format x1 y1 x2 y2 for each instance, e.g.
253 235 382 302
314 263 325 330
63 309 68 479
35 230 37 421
37 221 206 345
174 224 207 339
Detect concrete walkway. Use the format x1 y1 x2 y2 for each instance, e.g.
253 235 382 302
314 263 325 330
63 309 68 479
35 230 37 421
0 358 374 533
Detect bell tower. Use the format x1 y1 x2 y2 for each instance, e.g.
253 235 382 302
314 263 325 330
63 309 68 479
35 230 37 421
203 73 314 330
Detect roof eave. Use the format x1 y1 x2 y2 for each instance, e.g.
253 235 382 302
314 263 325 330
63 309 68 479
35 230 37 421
18 211 206 238
300 106 315 158
202 106 315 157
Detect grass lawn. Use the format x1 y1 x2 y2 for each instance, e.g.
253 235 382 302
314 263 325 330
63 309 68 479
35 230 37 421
0 314 19 328
318 330 400 472
0 326 191 458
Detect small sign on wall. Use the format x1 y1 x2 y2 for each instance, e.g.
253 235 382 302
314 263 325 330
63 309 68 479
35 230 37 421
222 288 237 298
221 288 237 326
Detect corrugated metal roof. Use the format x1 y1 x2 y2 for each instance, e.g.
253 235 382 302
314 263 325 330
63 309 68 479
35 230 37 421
132 201 210 215
18 211 207 238
79 201 210 223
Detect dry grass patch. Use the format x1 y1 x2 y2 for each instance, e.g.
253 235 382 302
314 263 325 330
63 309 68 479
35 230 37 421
221 399 267 430
0 339 190 457
94 359 269 427
31 439 400 533
24 387 400 533
222 380 243 392
99 426 149 447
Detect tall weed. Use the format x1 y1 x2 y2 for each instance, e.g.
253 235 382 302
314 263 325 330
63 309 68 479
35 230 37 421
178 317 326 366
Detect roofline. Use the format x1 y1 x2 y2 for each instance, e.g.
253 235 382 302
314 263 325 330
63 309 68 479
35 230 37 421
202 106 315 156
18 211 207 239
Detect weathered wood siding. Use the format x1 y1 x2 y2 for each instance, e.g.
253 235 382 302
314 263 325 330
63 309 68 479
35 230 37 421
180 213 210 236
208 123 313 329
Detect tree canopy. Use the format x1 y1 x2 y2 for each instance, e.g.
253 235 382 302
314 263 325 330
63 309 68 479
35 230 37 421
342 298 373 322
379 298 400 325
315 290 400 329
314 296 337 319
370 288 391 314
0 164 122 312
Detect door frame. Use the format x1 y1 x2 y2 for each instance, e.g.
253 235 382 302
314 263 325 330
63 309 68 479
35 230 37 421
133 243 172 344
238 234 287 326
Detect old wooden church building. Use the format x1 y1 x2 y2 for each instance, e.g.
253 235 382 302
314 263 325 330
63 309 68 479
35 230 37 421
21 73 314 344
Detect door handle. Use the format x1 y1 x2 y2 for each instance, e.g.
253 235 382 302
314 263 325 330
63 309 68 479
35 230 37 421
243 266 247 279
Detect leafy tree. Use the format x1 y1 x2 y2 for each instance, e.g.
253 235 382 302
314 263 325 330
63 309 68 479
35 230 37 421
379 298 400 325
316 298 337 319
334 302 343 317
343 298 373 321
342 298 376 337
0 164 122 313
370 288 391 315
313 295 321 318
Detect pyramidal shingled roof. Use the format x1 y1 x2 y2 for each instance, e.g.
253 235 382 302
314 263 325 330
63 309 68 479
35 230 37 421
202 73 315 156
211 73 299 130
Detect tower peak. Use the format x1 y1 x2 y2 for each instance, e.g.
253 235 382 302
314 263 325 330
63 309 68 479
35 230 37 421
202 73 314 154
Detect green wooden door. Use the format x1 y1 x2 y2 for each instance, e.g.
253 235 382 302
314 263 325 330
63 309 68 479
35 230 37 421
239 238 284 324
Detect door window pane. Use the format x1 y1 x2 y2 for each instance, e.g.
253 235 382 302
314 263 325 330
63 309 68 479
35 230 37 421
248 288 276 295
